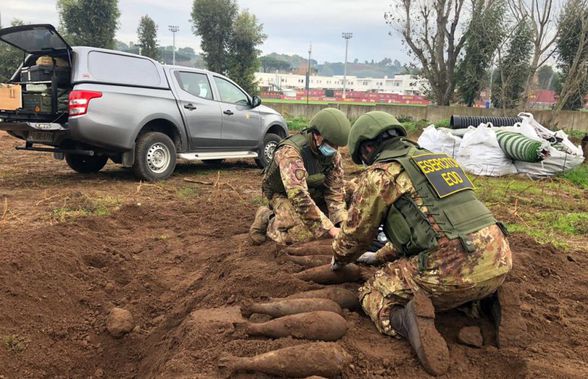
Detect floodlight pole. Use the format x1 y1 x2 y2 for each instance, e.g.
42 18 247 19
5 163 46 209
168 25 179 65
342 33 353 100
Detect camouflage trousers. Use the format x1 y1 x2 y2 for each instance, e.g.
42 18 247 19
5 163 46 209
266 195 327 245
265 180 354 245
359 224 512 337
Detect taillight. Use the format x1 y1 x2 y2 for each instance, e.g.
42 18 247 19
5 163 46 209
68 90 102 116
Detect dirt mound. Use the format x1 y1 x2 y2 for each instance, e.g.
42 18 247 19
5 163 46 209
135 231 588 379
1 191 586 378
1 130 587 378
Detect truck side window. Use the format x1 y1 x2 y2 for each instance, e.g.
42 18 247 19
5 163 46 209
175 71 213 100
213 76 249 105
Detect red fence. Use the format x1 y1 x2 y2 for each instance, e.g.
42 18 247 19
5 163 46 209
260 90 430 105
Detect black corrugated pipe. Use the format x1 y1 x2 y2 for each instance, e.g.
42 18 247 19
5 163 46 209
450 115 523 129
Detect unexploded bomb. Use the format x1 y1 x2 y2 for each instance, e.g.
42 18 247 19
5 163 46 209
234 311 348 341
218 342 352 378
240 298 342 318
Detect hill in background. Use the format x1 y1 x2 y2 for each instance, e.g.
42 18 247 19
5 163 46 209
261 53 407 78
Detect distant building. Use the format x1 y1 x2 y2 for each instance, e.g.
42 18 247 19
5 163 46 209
528 90 557 109
255 72 429 96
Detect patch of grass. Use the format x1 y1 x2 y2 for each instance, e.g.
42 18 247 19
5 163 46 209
176 186 200 200
3 335 27 353
51 193 121 222
566 129 586 144
401 119 431 135
559 165 588 189
551 212 588 235
507 212 588 249
475 176 543 204
474 175 588 249
286 116 308 131
435 118 450 128
505 223 570 249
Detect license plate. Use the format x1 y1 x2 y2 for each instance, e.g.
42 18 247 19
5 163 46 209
28 131 54 143
30 122 56 130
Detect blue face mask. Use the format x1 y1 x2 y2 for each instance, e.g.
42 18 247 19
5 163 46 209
318 143 337 157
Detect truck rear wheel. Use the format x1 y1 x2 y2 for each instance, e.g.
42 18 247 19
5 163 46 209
65 153 108 173
255 133 281 168
133 132 176 181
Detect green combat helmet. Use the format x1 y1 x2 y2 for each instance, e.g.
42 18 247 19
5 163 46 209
348 111 406 164
308 108 351 147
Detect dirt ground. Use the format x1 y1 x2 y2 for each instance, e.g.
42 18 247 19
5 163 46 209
0 132 587 378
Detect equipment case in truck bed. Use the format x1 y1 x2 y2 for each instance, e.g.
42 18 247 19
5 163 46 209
20 64 70 87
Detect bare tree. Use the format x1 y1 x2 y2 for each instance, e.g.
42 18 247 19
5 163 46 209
508 0 559 106
492 19 533 109
554 0 588 112
386 0 468 105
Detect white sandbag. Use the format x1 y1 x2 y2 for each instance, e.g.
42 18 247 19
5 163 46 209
446 125 519 137
515 112 584 176
518 112 552 142
456 123 518 176
518 113 582 154
553 130 584 156
514 147 584 177
417 125 462 158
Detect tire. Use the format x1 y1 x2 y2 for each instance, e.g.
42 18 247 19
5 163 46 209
255 133 282 169
133 132 176 181
202 159 224 166
65 153 108 173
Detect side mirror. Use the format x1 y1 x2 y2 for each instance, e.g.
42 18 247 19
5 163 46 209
251 95 262 108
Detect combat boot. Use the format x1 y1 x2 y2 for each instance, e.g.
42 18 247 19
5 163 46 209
249 206 272 245
390 291 449 376
483 282 527 348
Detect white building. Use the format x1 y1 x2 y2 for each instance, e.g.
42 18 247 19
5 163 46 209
255 72 428 96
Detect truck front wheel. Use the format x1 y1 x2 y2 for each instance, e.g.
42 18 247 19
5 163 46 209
65 153 108 173
133 132 176 181
255 133 281 168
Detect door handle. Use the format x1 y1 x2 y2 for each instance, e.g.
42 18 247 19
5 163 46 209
223 109 234 115
184 103 197 111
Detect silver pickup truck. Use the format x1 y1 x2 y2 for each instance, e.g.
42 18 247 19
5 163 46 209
0 24 288 180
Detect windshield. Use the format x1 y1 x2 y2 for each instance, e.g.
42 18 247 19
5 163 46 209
0 24 70 54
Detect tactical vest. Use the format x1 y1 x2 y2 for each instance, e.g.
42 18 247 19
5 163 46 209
262 132 336 199
375 139 496 257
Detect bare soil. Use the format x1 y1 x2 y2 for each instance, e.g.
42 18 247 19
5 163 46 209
1 133 587 378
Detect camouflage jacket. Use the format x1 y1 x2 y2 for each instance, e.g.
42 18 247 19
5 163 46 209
269 145 346 238
333 161 415 263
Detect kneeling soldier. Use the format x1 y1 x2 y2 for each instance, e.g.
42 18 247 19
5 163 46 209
332 111 513 376
249 108 351 245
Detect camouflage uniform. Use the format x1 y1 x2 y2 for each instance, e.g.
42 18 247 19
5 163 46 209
333 161 513 336
265 144 347 245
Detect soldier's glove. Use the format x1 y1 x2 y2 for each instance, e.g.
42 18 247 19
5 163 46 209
356 251 379 265
330 256 345 271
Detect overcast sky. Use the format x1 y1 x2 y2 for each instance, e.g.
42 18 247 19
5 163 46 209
1 0 408 64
